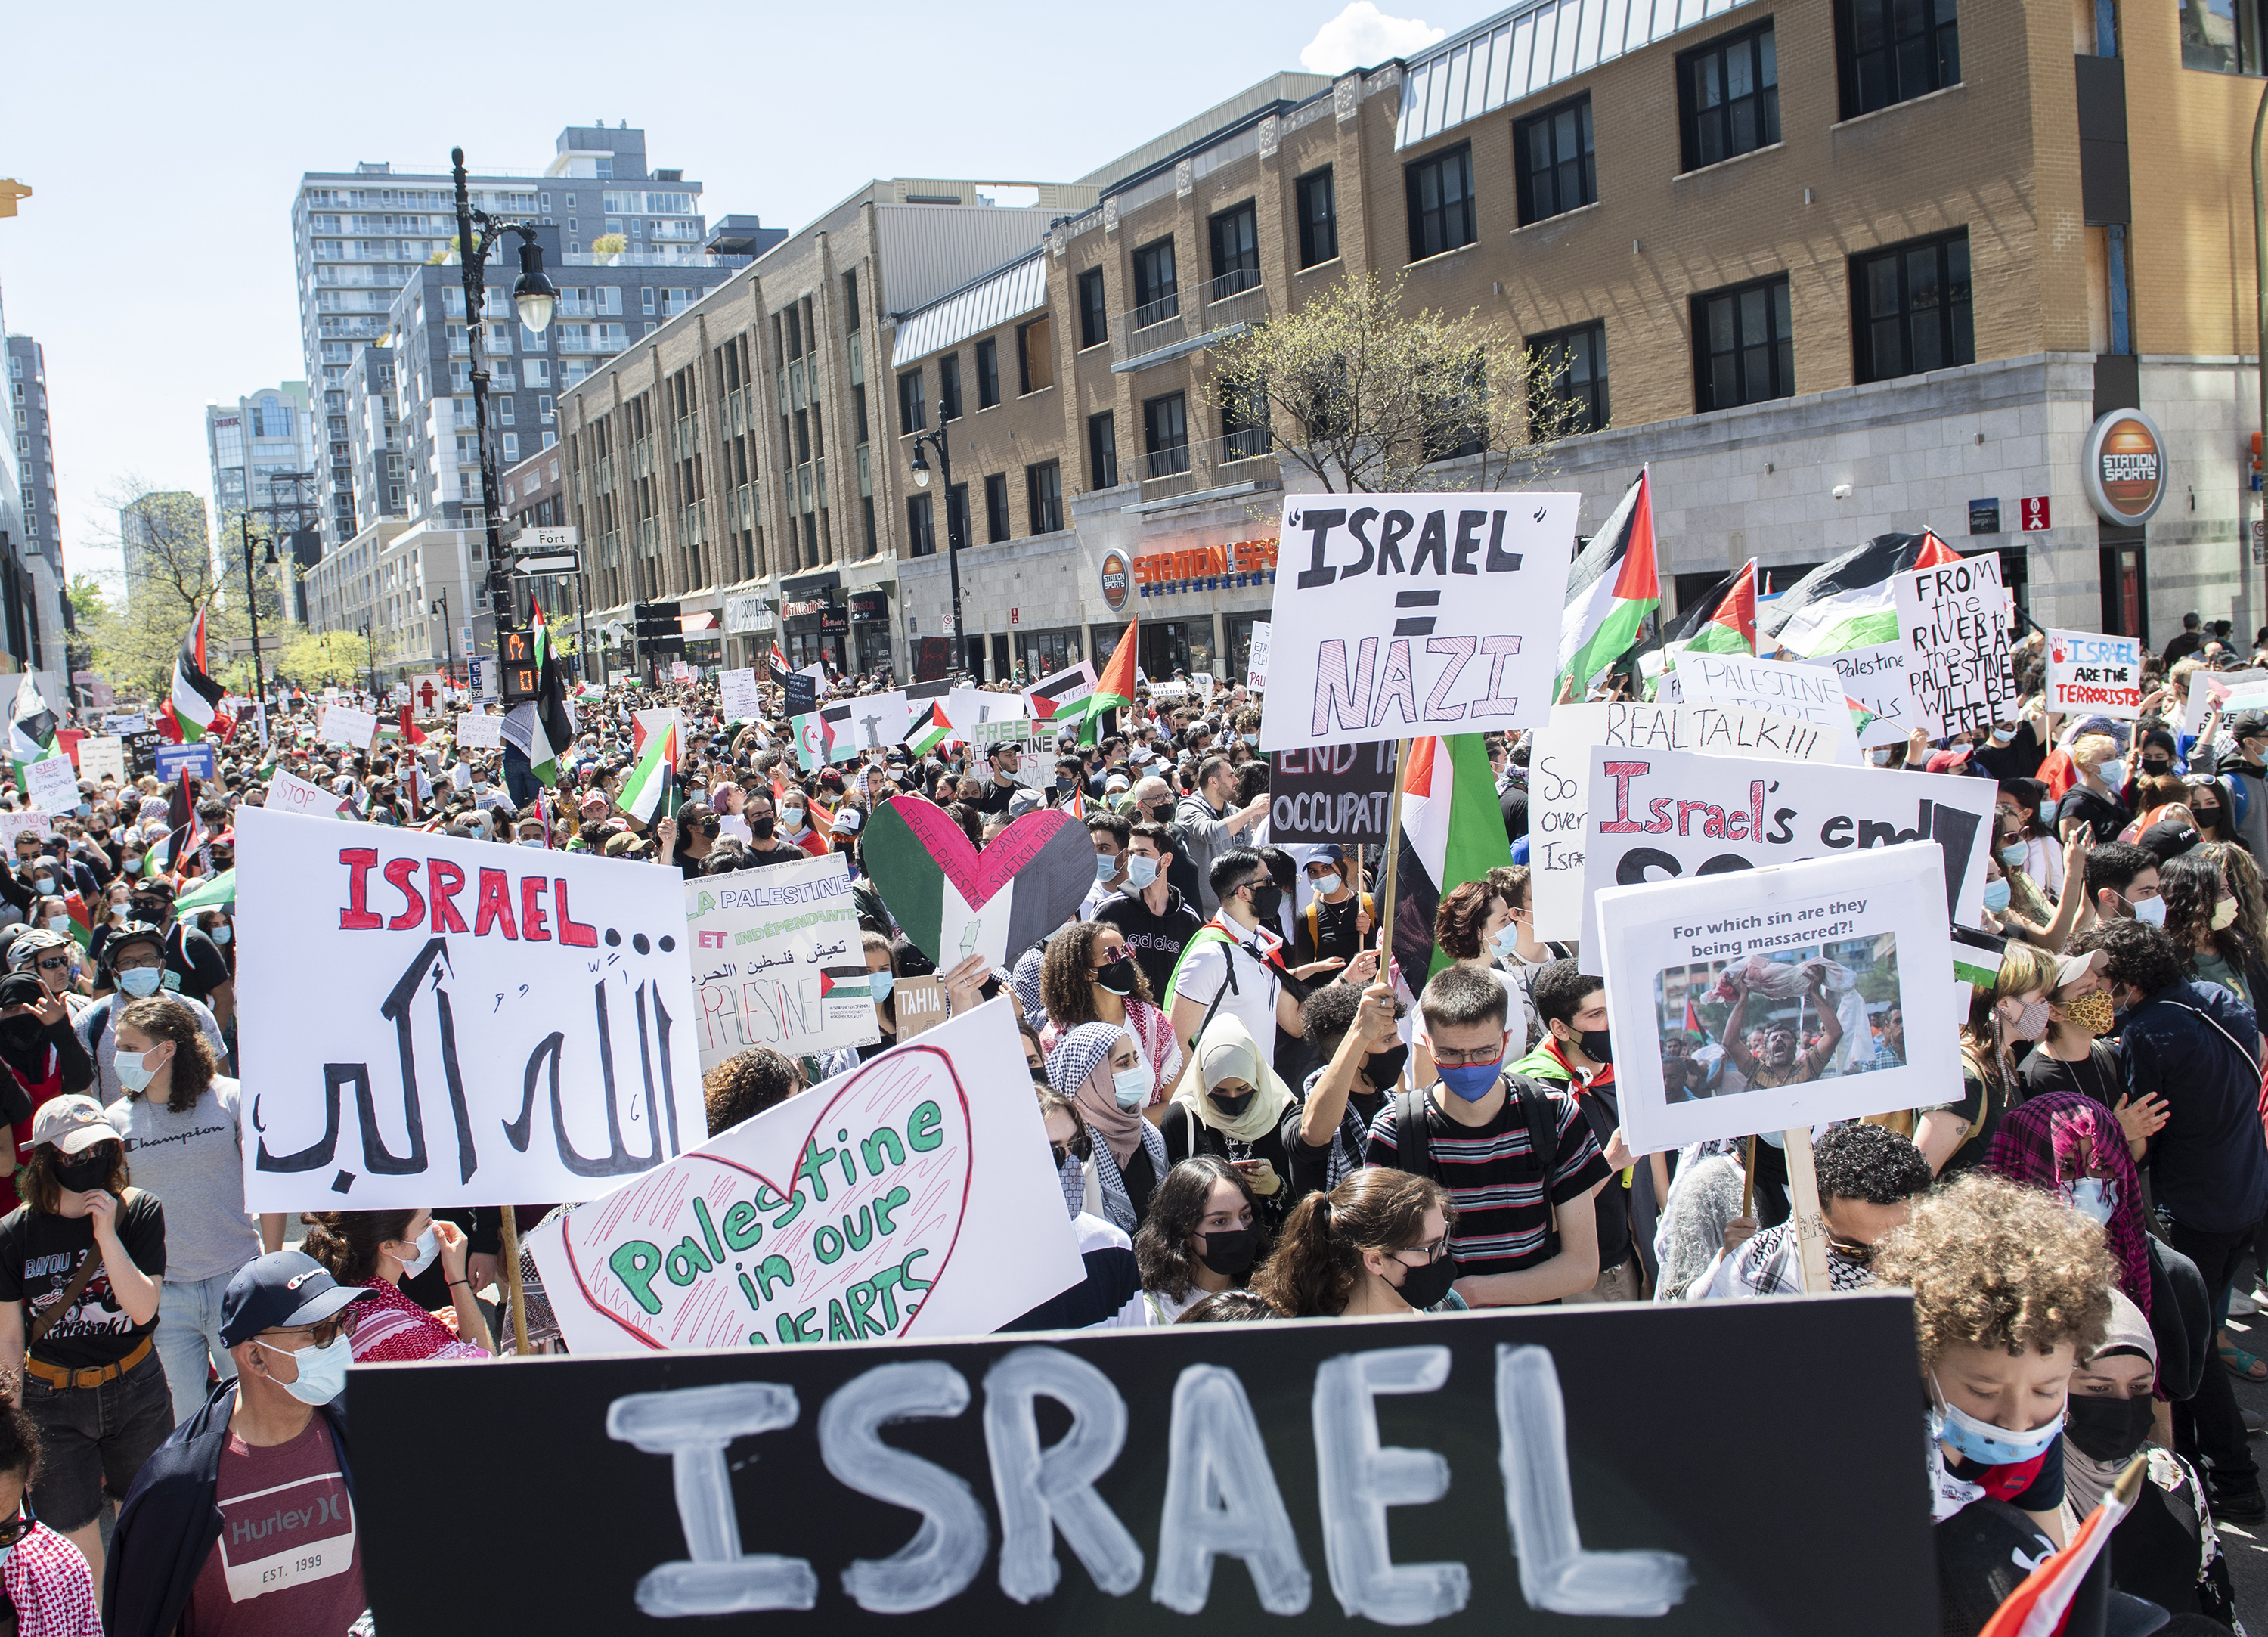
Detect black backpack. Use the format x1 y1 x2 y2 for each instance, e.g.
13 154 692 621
1389 1077 1563 1260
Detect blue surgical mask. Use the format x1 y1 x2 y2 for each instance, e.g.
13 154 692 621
209 924 232 947
1930 1375 2065 1467
1998 844 2027 868
869 970 894 1004
1124 856 1159 891
117 967 163 999
2064 1177 2115 1226
1095 854 1118 884
1982 879 2012 913
1436 1056 1503 1101
259 1332 353 1406
1112 1067 1150 1110
114 1049 158 1095
1492 924 1521 959
1312 873 1343 897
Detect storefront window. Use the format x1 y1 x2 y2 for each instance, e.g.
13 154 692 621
1222 613 1263 685
1139 619 1216 681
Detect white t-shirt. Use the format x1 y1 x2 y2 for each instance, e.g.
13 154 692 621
1171 923 1283 1056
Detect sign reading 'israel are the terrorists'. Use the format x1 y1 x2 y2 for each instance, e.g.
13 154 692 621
1259 494 1577 752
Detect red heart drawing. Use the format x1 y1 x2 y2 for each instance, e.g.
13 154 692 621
862 795 1095 964
558 1044 972 1350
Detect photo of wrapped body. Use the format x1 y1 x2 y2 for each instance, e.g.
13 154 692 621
1653 936 1903 1105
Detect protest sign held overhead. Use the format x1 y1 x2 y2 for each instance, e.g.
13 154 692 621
20 755 79 813
74 736 125 784
264 769 349 819
1246 619 1272 690
1672 652 1861 764
862 797 1094 967
454 711 503 749
320 703 379 750
234 805 708 1212
718 666 763 724
1811 643 1914 749
353 1294 1932 1636
1892 551 2015 736
1576 743 1994 961
2043 628 2143 717
1595 842 1960 1155
821 690 913 758
524 999 1081 1354
2181 665 2268 737
1266 743 1396 845
968 718 1049 789
1259 491 1578 751
683 852 881 1071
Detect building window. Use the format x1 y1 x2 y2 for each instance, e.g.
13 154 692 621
2182 0 2267 74
1405 143 1476 262
1836 0 1960 117
898 370 925 434
1088 411 1119 488
1078 269 1109 349
1680 21 1781 170
906 492 935 557
1529 321 1609 434
1693 275 1795 411
1208 202 1260 299
985 473 1010 543
1297 167 1338 268
940 354 962 420
1018 315 1054 393
1132 237 1179 324
1142 393 1190 479
1851 229 1974 383
975 338 999 408
843 271 860 331
1026 461 1062 534
1514 95 1597 225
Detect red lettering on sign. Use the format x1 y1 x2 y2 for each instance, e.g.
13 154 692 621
520 876 551 942
339 848 381 929
383 857 426 931
555 879 599 947
428 858 469 935
474 868 519 939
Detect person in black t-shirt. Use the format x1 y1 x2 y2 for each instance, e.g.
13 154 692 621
1292 848 1372 968
122 879 232 1031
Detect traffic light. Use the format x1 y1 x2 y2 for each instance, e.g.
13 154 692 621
635 599 685 655
498 627 539 702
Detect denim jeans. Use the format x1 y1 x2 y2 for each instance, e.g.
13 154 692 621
21 1348 173 1532
156 1272 238 1427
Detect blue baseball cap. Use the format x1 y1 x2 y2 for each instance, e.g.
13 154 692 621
219 1251 376 1348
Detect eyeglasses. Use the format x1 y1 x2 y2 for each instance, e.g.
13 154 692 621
33 958 70 973
0 1504 34 1549
278 1309 362 1349
1391 1236 1452 1267
1427 1044 1504 1069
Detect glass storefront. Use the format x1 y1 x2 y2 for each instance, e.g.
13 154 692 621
854 623 894 678
1017 628 1082 681
1222 613 1264 685
1138 618 1215 681
786 627 846 673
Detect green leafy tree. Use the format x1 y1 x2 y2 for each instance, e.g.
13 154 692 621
85 482 295 696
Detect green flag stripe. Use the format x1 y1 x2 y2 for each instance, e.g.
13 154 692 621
1558 594 1656 693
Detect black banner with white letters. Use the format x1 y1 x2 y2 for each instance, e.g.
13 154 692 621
1266 743 1398 845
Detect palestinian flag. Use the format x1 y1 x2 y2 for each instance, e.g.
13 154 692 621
1952 923 2006 991
1391 733 1515 984
397 706 426 746
616 718 680 826
1758 530 1960 659
1975 1456 2144 1637
768 642 794 688
816 967 872 1005
8 677 61 793
175 870 235 913
1555 469 1659 699
1025 662 1098 735
162 605 225 743
1672 559 1758 658
501 606 578 786
1086 619 1139 747
58 891 94 951
906 702 952 758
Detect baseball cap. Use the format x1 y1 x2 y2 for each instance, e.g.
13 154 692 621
2054 948 2108 993
2233 711 2268 743
26 1093 122 1156
2138 819 2201 863
831 808 863 836
219 1250 378 1348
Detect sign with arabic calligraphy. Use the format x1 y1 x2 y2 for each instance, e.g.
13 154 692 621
683 851 882 1073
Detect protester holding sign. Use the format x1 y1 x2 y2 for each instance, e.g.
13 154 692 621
1290 981 1408 1195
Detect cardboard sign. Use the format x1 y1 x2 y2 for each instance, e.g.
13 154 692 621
0 813 51 848
1810 643 1914 749
407 673 448 714
2181 667 2268 738
153 743 218 785
74 737 126 786
523 1000 1083 1353
1597 842 1960 1154
1247 620 1272 690
891 975 950 1039
234 805 708 1212
1259 492 1578 751
20 756 79 813
720 668 763 724
945 686 1024 736
634 708 686 753
683 852 882 1071
822 691 914 758
320 705 380 750
1671 653 1861 765
2044 628 2143 718
1575 744 1994 963
454 711 504 749
968 718 1049 790
102 713 148 736
265 770 349 820
349 1293 1933 1637
863 798 1095 968
1526 702 1842 941
1892 553 2015 737
1266 743 1397 845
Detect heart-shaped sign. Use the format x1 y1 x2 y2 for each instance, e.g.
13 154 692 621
861 796 1095 966
557 1044 973 1350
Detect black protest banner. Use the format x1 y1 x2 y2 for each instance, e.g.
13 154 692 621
124 730 163 777
785 674 818 721
354 1294 1931 1636
1267 743 1396 845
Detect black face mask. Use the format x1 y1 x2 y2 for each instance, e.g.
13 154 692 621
1565 1026 1613 1065
131 900 166 923
2065 1391 2155 1462
1388 1250 1459 1309
1244 882 1284 922
53 1147 114 1195
750 817 776 840
1094 960 1139 997
1364 1043 1411 1090
0 1017 41 1053
1194 1226 1259 1277
1210 1087 1257 1119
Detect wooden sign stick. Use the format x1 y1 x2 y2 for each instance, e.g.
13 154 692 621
1373 738 1412 966
1783 1126 1834 1294
498 1208 532 1356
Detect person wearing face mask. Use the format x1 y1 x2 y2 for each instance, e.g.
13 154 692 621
1913 943 2059 1179
1080 813 1133 921
2055 733 2136 846
2181 774 2237 846
0 1096 170 1587
297 1209 491 1363
122 879 232 1033
1133 1156 1266 1323
2084 840 2170 930
1253 1167 1465 1317
104 999 284 1428
0 969 91 1220
736 793 810 870
1046 1022 1170 1233
1291 848 1374 969
1291 981 1411 1194
76 925 226 1108
1430 881 1535 1058
1036 922 1182 1107
2187 708 2268 871
2019 950 2167 1160
2156 850 2268 1013
1988 801 2087 953
998 1091 1151 1333
777 790 829 859
102 1249 373 1637
1163 850 1322 1070
1162 1016 1300 1226
1094 822 1203 1003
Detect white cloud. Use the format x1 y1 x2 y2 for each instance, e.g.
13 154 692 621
1299 2 1447 75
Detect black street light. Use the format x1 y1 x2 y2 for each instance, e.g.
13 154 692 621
360 621 376 698
431 587 451 681
907 401 966 677
449 147 557 690
240 514 279 726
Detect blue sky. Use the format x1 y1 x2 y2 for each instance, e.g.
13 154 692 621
0 0 1461 590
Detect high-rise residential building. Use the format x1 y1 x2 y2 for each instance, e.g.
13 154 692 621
117 491 209 615
291 123 711 555
0 329 64 688
5 338 60 575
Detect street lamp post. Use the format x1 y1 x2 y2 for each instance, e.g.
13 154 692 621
360 622 375 699
2253 81 2267 628
907 402 965 677
239 513 278 726
431 587 451 681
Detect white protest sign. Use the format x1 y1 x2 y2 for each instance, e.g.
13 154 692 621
265 770 348 819
454 712 503 749
523 998 1084 1352
1576 744 1995 965
718 667 762 724
2045 628 2143 719
968 718 1049 789
0 813 51 849
235 805 708 1212
1814 643 1915 749
799 662 833 698
1892 553 2016 737
1259 491 1579 750
944 686 1021 736
1597 842 1959 1155
407 673 447 715
1527 701 1842 941
1192 671 1216 706
320 705 380 750
75 737 126 785
1673 651 1862 764
820 690 913 757
20 757 78 813
683 852 881 1071
1247 621 1272 691
2180 668 2268 739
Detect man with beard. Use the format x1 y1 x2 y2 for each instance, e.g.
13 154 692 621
1721 966 1843 1091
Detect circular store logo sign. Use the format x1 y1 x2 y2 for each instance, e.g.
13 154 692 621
2081 408 2168 526
1100 550 1131 612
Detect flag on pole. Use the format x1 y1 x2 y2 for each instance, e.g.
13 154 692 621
905 702 952 758
768 643 794 688
1392 734 1516 984
502 606 579 786
396 705 426 746
1086 619 1139 747
1758 529 1961 659
8 677 61 794
160 605 225 743
1672 559 1760 658
615 717 680 826
1555 469 1660 698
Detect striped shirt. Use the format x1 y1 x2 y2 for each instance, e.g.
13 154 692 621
1363 1084 1608 1276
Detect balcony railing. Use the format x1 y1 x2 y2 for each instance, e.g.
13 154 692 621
1111 276 1272 370
1136 429 1279 504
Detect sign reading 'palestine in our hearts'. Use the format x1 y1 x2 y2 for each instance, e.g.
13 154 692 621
861 797 1096 967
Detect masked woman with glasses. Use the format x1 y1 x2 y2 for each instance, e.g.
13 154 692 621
1253 1167 1464 1317
1038 921 1182 1111
1135 1156 1266 1324
298 1210 491 1363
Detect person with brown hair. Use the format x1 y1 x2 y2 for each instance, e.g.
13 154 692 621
299 1208 491 1364
1874 1171 2118 1549
1253 1167 1462 1318
1134 1155 1266 1323
1430 879 1532 1050
1917 941 2059 1179
0 1372 101 1632
1038 920 1182 1108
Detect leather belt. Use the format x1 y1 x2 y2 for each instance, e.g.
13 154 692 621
26 1334 152 1391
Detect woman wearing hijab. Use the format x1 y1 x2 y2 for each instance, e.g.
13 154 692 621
1984 1092 2153 1322
0 972 90 1216
1160 1015 1300 1227
1046 1022 1169 1234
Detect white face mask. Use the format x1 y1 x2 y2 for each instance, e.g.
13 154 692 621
399 1225 441 1279
1311 873 1343 897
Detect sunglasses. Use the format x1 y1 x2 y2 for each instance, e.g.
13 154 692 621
1049 1133 1093 1166
0 1504 34 1549
33 958 70 973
